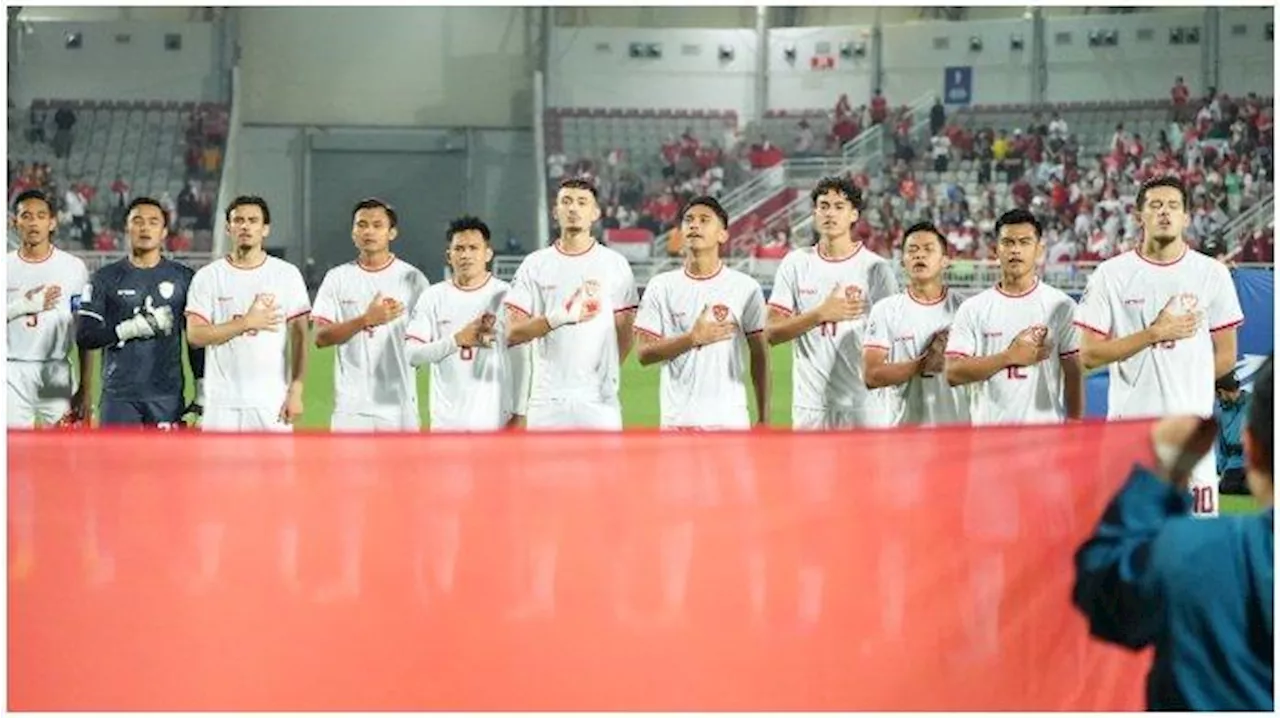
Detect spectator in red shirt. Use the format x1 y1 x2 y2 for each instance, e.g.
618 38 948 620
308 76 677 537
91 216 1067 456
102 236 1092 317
870 89 888 125
1171 76 1191 122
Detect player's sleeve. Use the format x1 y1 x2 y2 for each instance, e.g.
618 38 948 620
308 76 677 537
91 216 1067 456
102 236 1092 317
404 290 458 366
285 266 312 320
742 280 767 336
503 308 532 418
503 257 539 318
1073 268 1113 337
1206 263 1245 333
766 253 797 315
69 260 89 314
181 265 206 381
863 298 892 352
311 271 339 325
633 278 665 339
613 257 639 313
1054 296 1081 357
944 300 978 358
185 266 214 325
75 267 119 350
867 258 900 304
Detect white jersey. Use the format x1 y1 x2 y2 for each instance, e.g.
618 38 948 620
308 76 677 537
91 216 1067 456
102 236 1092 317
186 255 311 411
766 244 899 414
503 241 638 406
1075 247 1244 419
945 280 1080 425
864 287 971 427
634 265 767 429
406 275 525 431
6 248 89 362
311 256 429 417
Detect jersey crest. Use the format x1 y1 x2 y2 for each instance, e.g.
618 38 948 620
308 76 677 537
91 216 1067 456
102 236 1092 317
712 304 730 322
158 281 175 300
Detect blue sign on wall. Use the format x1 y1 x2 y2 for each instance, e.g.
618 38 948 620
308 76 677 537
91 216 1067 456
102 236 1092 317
943 66 972 105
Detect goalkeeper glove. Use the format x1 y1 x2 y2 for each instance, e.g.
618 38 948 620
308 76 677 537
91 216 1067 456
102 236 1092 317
116 301 174 345
182 379 205 426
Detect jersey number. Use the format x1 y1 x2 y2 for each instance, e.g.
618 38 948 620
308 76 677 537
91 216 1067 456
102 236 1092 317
460 346 476 361
231 314 260 337
819 322 837 337
24 314 38 328
1191 486 1216 514
1006 366 1029 380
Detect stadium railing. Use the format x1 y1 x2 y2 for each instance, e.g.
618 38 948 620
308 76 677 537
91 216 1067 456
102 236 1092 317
648 92 933 257
72 251 220 273
495 253 1273 293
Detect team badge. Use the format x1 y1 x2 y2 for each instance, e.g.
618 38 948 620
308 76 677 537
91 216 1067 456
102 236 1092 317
712 304 730 322
158 281 175 300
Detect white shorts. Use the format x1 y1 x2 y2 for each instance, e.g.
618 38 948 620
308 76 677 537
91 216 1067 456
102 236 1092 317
202 407 293 433
1188 450 1221 518
792 405 882 431
331 406 420 432
526 399 622 431
7 359 73 428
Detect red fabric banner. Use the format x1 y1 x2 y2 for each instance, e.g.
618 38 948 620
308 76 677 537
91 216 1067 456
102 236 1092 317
8 423 1154 711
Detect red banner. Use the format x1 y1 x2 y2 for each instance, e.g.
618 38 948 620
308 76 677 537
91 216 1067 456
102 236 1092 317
9 423 1153 711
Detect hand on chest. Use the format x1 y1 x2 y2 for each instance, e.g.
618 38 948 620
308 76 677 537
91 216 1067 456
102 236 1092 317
797 279 866 311
1117 288 1203 327
669 290 740 333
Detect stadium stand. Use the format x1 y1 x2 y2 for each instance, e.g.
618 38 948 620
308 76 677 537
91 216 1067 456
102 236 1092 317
535 88 1274 292
7 99 227 262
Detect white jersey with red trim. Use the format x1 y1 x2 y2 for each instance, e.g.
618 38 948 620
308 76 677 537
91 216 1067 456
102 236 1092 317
311 256 429 417
186 255 311 411
406 275 523 431
634 264 767 429
6 247 89 361
765 244 899 416
864 287 971 426
503 240 638 405
1075 247 1244 419
945 280 1080 425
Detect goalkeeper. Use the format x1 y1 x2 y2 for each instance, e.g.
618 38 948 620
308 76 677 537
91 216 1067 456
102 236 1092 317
75 197 205 428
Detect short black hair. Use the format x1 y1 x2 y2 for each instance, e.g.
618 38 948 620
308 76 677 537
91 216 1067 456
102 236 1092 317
557 177 600 203
446 215 491 245
1247 356 1273 476
1136 175 1190 211
225 195 271 224
12 189 54 215
352 197 398 228
126 196 170 228
994 208 1043 241
680 195 729 230
810 176 863 211
901 221 947 252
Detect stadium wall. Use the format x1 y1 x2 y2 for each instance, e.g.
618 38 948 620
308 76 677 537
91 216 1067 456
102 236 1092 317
234 125 536 277
547 7 1272 113
1216 7 1276 99
9 20 219 105
237 7 533 128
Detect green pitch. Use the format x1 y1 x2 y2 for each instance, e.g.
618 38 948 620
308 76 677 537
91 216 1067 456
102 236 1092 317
297 343 795 430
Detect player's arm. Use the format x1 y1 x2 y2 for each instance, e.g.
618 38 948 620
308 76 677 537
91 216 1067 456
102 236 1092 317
615 308 636 363
1062 353 1085 419
614 260 640 363
74 274 120 349
7 284 54 322
635 328 697 365
187 298 281 347
279 313 308 424
747 330 770 426
1210 327 1238 379
766 305 826 346
864 347 924 388
506 308 554 347
943 303 1009 386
